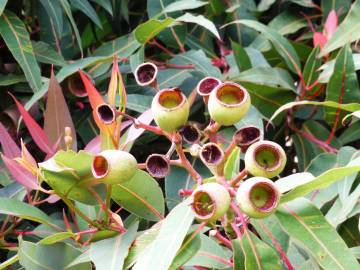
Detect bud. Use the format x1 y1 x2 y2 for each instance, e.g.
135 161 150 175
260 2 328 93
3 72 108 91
96 103 116 125
244 140 286 178
189 143 201 157
134 62 158 87
236 177 280 218
92 150 137 184
191 182 231 222
233 126 261 153
145 154 170 178
196 77 221 104
208 82 251 126
151 88 190 132
179 124 201 144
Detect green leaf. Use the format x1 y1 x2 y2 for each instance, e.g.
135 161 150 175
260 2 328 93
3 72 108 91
90 0 113 15
186 234 232 268
163 0 208 13
133 200 194 270
32 41 66 66
0 0 7 16
0 197 56 227
59 0 83 56
130 46 145 73
224 147 240 180
89 221 139 270
93 34 141 57
39 150 105 205
251 11 307 52
39 232 75 245
0 11 42 92
303 46 321 88
112 170 165 221
18 239 91 270
134 18 174 44
176 13 220 39
0 74 26 86
239 82 295 118
232 67 295 90
232 238 245 270
225 19 301 74
278 156 360 203
325 44 360 125
71 0 102 29
170 49 221 77
126 95 153 113
320 0 360 56
276 198 360 270
169 232 201 269
231 40 252 71
269 100 360 123
124 222 161 269
38 0 63 37
241 230 282 270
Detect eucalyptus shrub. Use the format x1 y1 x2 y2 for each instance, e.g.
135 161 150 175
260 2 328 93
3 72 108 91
0 0 359 270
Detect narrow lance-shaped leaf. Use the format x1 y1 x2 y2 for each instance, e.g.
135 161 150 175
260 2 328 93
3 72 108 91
176 13 220 39
112 170 164 221
44 70 77 150
134 18 174 44
223 19 301 74
133 200 194 270
269 100 360 123
278 156 360 203
276 198 359 270
1 154 39 190
9 93 53 155
59 0 83 57
0 11 42 92
89 221 139 270
0 122 20 158
0 197 56 226
325 44 360 125
240 231 282 270
0 0 7 16
320 0 360 56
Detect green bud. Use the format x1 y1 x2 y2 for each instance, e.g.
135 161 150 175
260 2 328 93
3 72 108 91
245 140 286 178
92 150 137 184
208 82 251 126
151 88 190 132
236 177 280 218
191 182 231 222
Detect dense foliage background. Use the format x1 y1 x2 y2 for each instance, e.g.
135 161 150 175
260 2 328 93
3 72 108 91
0 0 360 269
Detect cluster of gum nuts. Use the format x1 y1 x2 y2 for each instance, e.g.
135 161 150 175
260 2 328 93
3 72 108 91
90 62 287 222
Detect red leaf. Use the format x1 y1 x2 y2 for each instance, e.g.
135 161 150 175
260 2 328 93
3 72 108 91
78 71 116 136
123 109 153 147
9 93 53 154
78 71 105 110
0 122 20 158
313 32 327 49
84 135 101 154
324 10 338 40
1 154 39 190
44 70 77 150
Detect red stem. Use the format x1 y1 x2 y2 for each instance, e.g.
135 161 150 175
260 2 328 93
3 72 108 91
230 169 248 187
175 144 203 185
258 220 294 270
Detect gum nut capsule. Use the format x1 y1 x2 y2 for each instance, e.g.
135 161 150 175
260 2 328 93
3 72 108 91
236 177 280 218
244 140 286 178
191 182 231 222
145 154 170 178
91 150 137 184
208 82 251 126
233 125 261 153
151 87 190 132
134 62 158 87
